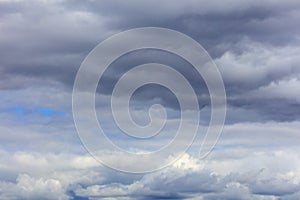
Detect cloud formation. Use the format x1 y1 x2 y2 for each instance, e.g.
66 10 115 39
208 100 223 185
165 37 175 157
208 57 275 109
0 0 300 199
1 149 300 199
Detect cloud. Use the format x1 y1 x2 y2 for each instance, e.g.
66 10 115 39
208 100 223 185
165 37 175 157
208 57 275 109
1 143 300 199
0 0 300 199
0 174 68 200
0 0 299 123
215 42 300 122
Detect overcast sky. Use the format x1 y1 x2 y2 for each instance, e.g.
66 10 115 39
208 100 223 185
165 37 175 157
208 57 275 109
1 0 300 199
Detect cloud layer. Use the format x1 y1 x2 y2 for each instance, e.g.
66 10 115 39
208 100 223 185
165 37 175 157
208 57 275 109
1 0 300 199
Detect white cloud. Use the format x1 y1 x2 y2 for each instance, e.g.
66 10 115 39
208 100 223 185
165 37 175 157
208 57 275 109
1 146 300 199
250 78 300 103
0 174 68 200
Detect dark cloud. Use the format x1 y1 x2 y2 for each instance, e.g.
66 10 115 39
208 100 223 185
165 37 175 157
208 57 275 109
1 0 300 122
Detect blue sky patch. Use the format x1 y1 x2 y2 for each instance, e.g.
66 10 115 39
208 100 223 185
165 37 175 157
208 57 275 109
8 106 65 120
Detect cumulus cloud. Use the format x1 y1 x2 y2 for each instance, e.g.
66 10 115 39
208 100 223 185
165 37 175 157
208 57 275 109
1 149 300 199
0 174 68 200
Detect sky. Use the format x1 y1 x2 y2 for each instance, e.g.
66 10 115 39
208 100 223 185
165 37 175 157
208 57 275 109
1 0 300 199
